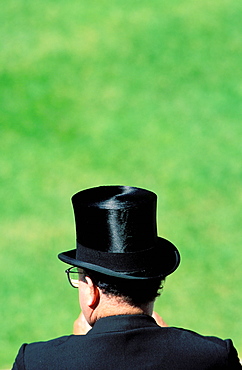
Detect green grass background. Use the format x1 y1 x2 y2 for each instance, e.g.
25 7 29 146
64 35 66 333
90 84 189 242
1 0 241 367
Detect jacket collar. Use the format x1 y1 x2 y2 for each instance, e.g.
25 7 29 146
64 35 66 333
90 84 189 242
87 314 158 335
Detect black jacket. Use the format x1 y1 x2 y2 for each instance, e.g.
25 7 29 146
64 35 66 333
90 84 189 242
12 314 241 369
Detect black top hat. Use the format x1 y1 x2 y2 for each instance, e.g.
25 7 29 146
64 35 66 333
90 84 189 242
58 186 180 280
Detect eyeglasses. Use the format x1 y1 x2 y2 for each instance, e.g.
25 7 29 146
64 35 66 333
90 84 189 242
65 266 84 288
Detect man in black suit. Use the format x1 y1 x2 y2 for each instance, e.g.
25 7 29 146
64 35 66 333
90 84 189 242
12 185 241 369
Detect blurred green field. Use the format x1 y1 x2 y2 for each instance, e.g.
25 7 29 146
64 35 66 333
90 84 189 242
1 0 242 367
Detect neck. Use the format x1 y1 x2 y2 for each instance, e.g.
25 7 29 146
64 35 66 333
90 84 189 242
93 296 154 323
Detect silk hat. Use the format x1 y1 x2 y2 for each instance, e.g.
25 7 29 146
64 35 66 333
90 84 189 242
58 185 180 280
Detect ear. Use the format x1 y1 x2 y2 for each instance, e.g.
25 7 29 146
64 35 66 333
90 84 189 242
85 276 100 309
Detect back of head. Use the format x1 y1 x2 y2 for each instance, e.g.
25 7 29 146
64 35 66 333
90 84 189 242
81 268 165 307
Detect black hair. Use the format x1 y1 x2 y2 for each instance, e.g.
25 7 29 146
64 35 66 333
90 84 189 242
81 268 164 307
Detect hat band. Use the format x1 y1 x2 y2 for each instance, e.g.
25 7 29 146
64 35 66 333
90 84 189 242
76 241 160 273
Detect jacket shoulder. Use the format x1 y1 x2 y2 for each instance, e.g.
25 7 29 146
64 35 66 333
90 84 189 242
166 327 241 368
12 335 81 370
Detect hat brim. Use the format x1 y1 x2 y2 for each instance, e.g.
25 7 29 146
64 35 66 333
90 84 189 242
58 237 180 280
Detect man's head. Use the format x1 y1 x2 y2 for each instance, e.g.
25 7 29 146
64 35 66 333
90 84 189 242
59 185 180 324
77 268 165 325
66 265 165 325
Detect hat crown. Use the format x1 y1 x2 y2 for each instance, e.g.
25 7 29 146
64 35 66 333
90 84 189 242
72 186 158 253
